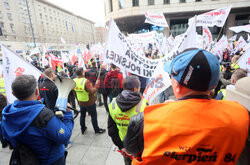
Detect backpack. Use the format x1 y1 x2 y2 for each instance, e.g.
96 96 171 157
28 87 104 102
9 143 40 165
110 77 122 97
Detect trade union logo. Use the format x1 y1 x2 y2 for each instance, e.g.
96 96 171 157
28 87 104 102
14 67 25 77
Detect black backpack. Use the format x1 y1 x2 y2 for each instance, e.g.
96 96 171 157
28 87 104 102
110 77 122 97
9 143 40 165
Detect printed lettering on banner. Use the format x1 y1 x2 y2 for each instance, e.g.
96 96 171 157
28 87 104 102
189 6 231 27
145 12 169 27
1 44 42 103
143 61 171 104
104 19 161 78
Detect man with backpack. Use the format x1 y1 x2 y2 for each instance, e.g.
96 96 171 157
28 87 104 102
104 64 123 103
1 75 74 165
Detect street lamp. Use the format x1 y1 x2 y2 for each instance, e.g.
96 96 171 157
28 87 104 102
25 0 36 48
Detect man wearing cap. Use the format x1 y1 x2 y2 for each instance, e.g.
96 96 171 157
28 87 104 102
123 49 249 165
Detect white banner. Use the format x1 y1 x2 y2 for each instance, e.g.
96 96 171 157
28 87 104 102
104 19 160 78
190 6 231 27
203 26 213 49
1 44 42 103
237 48 250 76
145 12 169 27
211 35 228 61
61 37 66 44
30 47 40 56
234 36 247 53
143 61 171 104
229 24 250 33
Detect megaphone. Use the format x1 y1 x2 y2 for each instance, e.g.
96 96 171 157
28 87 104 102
54 76 79 119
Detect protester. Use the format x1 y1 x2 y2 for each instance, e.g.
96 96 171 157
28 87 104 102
104 64 123 102
39 67 58 111
1 75 74 164
216 69 248 100
108 76 148 165
85 60 104 106
73 67 106 134
123 49 249 164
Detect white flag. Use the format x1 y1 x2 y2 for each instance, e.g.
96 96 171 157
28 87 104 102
234 36 247 53
30 47 40 56
178 16 197 53
237 48 250 76
145 12 169 27
61 37 66 44
229 24 250 33
189 6 231 27
211 35 228 61
1 44 42 103
143 61 171 105
78 54 86 71
229 35 237 41
203 26 213 50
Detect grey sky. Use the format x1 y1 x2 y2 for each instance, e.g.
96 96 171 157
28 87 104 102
47 0 106 27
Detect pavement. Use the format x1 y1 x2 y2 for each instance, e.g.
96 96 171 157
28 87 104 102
0 105 125 165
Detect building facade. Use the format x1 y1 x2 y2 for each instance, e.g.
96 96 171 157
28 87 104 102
95 26 107 44
0 0 96 55
105 0 250 38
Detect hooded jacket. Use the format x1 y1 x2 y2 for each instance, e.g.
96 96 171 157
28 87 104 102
104 70 123 95
108 90 141 149
1 100 74 165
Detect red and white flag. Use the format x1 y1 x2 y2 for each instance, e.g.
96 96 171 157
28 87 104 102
1 44 42 103
145 12 169 27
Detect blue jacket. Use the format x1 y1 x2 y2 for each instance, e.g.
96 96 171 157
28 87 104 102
1 100 74 165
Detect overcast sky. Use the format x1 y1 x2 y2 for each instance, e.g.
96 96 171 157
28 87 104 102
47 0 106 27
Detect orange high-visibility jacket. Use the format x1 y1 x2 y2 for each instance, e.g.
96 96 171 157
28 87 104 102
132 99 249 165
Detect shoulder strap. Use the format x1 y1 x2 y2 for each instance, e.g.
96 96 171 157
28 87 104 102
30 108 55 128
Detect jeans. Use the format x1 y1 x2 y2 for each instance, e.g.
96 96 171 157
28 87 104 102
102 93 109 112
80 104 100 132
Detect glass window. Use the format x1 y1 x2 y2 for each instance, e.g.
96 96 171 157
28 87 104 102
10 23 14 32
0 11 2 18
109 0 113 12
195 0 201 1
4 2 10 10
164 0 170 4
180 0 186 2
0 22 4 28
7 13 12 21
18 0 21 5
148 0 154 5
132 0 139 7
119 0 125 9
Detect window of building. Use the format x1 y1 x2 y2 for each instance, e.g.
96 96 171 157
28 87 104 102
7 13 12 21
40 13 42 19
195 0 201 1
164 0 170 4
10 23 14 33
109 0 113 12
119 0 125 9
132 0 139 7
0 22 4 28
18 0 21 5
180 0 186 2
0 11 2 18
4 2 10 10
148 0 154 5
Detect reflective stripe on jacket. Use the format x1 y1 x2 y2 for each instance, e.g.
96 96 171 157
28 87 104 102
73 78 89 102
132 99 249 165
109 98 147 141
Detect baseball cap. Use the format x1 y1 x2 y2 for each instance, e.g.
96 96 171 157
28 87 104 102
164 49 220 91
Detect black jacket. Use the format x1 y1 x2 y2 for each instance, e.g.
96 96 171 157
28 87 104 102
39 78 58 111
108 90 141 150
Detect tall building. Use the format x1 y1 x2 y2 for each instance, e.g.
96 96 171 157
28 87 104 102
105 0 250 38
0 0 96 55
95 26 107 44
